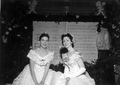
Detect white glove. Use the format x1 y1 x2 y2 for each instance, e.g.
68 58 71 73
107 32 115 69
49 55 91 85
67 67 86 78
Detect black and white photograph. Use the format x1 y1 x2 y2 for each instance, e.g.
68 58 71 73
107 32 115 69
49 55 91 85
1 0 120 85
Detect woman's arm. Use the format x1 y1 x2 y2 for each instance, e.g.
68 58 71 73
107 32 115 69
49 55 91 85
29 59 39 85
66 58 86 78
40 61 51 83
77 57 85 69
73 58 86 77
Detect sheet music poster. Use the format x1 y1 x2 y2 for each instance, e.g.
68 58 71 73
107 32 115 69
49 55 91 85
33 21 98 64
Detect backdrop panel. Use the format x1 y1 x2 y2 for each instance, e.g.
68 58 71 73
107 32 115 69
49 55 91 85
33 21 98 64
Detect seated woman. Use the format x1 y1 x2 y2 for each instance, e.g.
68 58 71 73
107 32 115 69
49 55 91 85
51 33 95 85
9 33 54 85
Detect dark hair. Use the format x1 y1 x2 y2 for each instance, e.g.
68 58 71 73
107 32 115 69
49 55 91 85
60 47 68 54
61 33 74 47
39 33 50 41
60 47 68 59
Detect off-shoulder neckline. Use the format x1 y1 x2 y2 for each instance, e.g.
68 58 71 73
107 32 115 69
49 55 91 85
67 51 79 58
31 50 54 59
71 51 79 57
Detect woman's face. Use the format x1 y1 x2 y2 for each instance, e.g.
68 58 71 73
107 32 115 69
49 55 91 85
40 36 49 49
62 54 69 63
63 36 72 48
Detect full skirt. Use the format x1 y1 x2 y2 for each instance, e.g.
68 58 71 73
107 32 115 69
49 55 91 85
12 64 54 85
51 71 95 85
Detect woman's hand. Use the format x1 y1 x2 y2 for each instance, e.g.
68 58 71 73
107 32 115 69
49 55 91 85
39 81 44 85
65 77 70 85
63 57 69 63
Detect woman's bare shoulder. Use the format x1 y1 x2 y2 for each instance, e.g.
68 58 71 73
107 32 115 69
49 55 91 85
47 49 53 53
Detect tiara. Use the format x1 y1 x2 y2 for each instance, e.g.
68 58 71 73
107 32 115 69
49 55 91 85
44 32 48 34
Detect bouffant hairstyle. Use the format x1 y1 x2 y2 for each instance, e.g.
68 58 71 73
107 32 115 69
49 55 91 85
39 33 50 41
59 47 68 59
61 33 74 47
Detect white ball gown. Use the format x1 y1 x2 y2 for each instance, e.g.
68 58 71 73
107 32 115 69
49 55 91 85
11 49 54 85
51 52 96 85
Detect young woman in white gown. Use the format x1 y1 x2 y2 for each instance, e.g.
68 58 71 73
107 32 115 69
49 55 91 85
11 33 54 85
51 33 96 85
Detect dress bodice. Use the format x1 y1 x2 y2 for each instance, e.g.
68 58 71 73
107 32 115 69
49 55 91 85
27 50 54 66
64 52 83 75
67 52 83 64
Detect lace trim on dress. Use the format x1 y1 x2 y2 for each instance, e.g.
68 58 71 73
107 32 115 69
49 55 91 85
27 50 54 66
74 52 83 62
69 52 82 61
